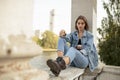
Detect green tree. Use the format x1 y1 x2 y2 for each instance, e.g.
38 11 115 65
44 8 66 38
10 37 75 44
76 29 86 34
40 30 59 49
32 36 42 45
97 0 120 66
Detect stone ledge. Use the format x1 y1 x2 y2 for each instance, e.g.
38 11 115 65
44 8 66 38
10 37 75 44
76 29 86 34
96 65 120 80
43 49 57 52
49 67 84 80
30 56 85 80
103 65 120 75
82 61 105 80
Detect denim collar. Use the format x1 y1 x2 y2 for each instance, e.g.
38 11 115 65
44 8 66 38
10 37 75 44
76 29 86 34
74 30 87 38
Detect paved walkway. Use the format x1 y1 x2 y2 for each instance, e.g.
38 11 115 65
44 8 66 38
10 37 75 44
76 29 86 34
0 53 106 80
0 53 56 80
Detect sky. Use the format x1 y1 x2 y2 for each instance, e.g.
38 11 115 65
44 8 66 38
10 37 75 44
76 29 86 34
97 0 107 28
33 0 107 35
33 0 71 35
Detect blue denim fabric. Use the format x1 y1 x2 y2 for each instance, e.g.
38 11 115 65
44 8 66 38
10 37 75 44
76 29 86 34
57 30 98 71
57 38 88 68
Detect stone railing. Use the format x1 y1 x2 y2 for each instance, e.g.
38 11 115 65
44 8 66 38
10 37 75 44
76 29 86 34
0 34 42 58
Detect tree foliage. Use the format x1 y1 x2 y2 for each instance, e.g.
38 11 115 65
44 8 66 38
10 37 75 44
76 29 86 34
97 0 120 66
32 30 59 49
40 30 58 49
32 36 42 45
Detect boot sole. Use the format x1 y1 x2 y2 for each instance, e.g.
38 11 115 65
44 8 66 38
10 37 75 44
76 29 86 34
47 59 61 76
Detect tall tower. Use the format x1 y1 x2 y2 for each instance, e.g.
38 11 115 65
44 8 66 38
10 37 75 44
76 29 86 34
49 9 55 32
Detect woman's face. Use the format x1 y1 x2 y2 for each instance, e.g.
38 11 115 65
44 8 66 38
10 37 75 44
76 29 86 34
77 19 85 32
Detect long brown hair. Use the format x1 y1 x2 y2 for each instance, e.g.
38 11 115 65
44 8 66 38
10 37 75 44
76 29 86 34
75 15 89 31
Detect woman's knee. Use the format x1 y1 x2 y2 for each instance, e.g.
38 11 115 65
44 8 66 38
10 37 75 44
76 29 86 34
73 56 89 68
68 47 78 54
69 47 76 51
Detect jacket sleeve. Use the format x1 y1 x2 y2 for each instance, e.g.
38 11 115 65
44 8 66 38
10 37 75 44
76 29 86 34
63 33 73 43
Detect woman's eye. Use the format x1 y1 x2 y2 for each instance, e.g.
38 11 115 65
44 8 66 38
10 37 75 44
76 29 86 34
77 22 80 25
81 22 84 25
77 22 84 25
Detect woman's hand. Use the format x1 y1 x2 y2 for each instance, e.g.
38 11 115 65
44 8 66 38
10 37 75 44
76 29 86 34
76 45 82 50
59 29 66 37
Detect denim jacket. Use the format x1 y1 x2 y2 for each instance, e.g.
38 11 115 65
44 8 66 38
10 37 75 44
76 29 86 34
64 30 98 71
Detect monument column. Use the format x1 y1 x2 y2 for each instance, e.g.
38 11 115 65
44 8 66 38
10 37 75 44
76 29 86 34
49 9 55 32
71 0 97 44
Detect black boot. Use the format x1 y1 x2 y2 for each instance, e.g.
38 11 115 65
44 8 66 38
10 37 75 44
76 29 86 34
56 57 66 70
46 57 66 76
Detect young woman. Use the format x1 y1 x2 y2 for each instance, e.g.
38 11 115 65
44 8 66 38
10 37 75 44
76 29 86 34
46 15 98 76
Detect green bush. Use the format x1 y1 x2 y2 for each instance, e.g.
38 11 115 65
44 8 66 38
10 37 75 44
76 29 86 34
97 0 120 66
40 30 59 49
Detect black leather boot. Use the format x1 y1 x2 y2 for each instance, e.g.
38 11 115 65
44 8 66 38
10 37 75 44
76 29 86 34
46 57 66 76
56 57 66 70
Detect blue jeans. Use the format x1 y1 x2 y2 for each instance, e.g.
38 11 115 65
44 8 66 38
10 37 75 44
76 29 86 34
57 38 89 68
